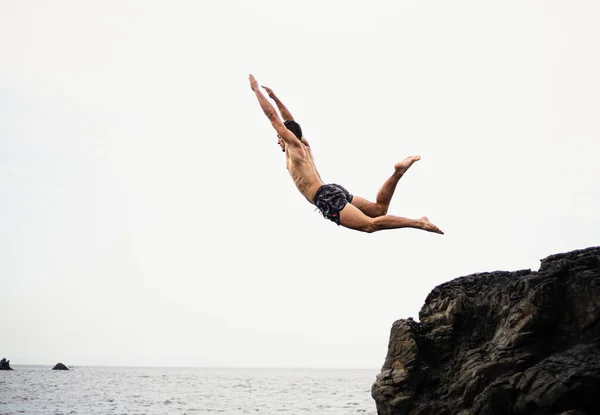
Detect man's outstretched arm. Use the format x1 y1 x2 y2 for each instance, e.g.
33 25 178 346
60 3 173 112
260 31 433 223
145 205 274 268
262 84 314 149
249 75 299 147
261 85 294 121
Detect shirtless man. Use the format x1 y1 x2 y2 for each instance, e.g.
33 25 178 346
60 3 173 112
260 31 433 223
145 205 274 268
249 74 443 235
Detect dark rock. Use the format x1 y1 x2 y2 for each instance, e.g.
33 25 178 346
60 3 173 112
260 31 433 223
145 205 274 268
52 363 69 370
372 247 600 415
0 357 13 370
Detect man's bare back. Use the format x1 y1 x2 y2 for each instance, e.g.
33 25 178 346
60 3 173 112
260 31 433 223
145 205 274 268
249 74 443 235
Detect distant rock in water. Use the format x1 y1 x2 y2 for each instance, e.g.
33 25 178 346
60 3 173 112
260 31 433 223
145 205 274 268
52 363 69 370
0 357 13 370
372 246 600 415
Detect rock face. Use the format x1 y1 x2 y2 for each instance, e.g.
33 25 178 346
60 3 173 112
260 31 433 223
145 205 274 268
52 363 69 370
0 357 13 370
372 247 600 415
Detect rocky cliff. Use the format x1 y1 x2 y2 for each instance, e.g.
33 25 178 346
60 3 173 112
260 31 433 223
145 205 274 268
372 247 600 415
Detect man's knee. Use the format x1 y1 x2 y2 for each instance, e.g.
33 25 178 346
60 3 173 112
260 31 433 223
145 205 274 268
374 204 388 217
362 218 379 233
366 216 396 233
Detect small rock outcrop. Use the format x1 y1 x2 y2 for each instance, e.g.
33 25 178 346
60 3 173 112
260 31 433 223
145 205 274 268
52 363 69 370
0 357 13 370
372 247 600 415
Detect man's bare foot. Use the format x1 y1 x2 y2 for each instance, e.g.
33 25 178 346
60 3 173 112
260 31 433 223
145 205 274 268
394 156 421 175
419 216 444 234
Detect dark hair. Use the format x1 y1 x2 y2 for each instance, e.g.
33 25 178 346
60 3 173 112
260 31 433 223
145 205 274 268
283 120 303 140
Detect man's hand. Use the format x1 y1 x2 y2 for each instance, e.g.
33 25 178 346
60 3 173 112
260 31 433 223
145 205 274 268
249 74 259 92
263 84 294 121
261 85 277 99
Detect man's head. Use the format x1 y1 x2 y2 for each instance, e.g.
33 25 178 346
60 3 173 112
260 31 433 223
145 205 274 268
284 120 302 140
277 120 303 151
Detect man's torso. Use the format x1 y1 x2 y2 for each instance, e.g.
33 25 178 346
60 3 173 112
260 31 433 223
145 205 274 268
285 143 323 203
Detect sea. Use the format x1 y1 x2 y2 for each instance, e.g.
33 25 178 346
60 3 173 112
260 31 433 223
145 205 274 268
0 366 378 414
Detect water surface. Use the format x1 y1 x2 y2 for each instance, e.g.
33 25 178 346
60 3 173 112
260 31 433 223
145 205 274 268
1 366 377 414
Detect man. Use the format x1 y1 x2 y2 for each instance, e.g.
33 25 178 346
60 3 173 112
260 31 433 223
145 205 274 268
249 74 443 235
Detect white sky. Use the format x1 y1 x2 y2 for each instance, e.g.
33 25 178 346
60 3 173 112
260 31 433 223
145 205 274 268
1 0 599 368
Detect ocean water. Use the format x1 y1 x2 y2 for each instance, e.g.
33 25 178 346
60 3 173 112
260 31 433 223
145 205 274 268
0 366 378 414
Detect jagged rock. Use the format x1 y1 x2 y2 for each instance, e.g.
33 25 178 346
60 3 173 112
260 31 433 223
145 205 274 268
52 363 69 370
372 247 600 415
0 357 13 370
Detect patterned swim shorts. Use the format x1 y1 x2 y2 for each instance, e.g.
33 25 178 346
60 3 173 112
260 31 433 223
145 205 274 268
313 184 354 225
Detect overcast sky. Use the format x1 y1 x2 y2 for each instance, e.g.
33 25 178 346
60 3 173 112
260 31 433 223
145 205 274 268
1 0 599 368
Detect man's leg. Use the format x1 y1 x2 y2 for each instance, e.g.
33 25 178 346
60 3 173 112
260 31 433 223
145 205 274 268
339 202 443 234
351 156 421 218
